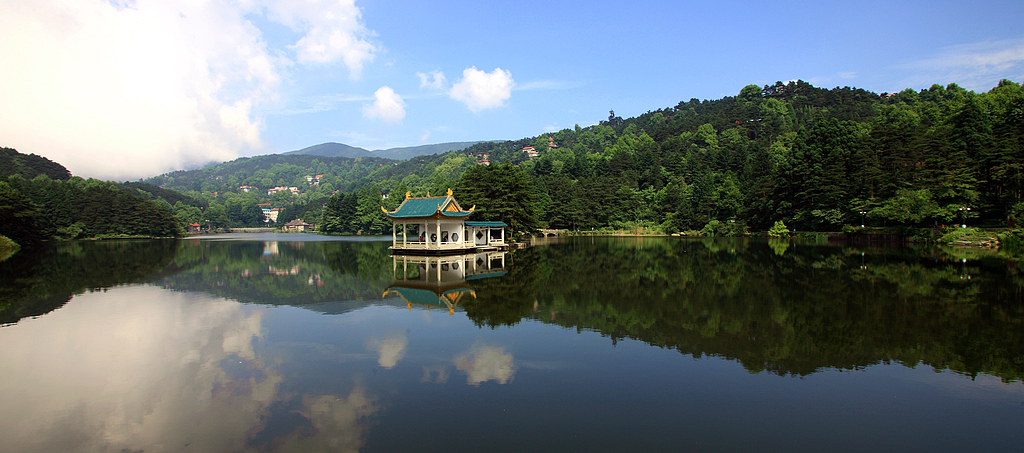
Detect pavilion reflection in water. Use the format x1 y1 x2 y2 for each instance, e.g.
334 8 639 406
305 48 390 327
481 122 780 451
383 252 508 315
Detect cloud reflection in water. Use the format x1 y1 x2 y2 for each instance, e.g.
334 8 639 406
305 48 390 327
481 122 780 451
0 285 378 453
367 332 408 369
454 344 517 386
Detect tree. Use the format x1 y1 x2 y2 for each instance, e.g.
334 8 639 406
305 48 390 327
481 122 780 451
768 220 789 238
0 181 42 245
457 163 539 236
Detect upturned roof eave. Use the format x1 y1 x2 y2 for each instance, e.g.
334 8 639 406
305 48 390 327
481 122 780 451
385 211 474 221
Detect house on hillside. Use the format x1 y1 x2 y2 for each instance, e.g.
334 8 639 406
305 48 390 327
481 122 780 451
381 188 507 254
282 219 311 232
268 186 300 196
523 146 539 159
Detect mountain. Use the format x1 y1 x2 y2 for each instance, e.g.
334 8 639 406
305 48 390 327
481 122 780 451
371 141 493 160
284 141 493 160
0 147 72 181
284 142 375 158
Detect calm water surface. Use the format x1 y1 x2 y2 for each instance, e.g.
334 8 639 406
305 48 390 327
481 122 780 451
1 234 1022 452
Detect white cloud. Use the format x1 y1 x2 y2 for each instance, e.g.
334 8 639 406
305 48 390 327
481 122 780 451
265 0 376 77
454 344 516 386
900 39 1024 92
362 86 406 124
417 70 448 90
419 129 432 143
449 67 515 112
0 0 378 180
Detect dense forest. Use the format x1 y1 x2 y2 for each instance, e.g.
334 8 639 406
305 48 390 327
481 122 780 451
146 79 1024 237
1 148 183 247
5 79 1023 239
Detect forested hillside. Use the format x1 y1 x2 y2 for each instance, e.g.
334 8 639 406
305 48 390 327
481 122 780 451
146 79 1024 235
1 149 182 246
500 79 1023 233
1 147 71 181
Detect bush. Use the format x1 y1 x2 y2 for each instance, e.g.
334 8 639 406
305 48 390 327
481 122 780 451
699 220 745 237
768 220 789 238
996 229 1024 254
938 227 981 244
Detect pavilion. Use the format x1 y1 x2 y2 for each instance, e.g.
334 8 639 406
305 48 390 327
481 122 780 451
381 188 507 254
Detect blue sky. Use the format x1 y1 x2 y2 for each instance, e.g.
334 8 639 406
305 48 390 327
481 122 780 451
1 0 1022 180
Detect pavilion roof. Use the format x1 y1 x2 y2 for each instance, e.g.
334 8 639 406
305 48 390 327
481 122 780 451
383 189 474 220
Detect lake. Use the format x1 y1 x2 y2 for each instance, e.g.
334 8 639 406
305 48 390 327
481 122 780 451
1 234 1021 452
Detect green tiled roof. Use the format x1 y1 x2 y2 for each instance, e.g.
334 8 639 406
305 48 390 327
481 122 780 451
386 196 474 219
465 221 507 227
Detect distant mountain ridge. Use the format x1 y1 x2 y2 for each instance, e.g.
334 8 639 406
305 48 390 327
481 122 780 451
284 141 494 160
285 142 373 159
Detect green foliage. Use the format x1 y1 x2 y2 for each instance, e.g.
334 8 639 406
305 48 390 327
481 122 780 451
0 234 19 261
699 219 744 237
17 78 1014 234
4 176 182 241
0 147 71 181
456 162 540 236
996 229 1024 256
0 180 44 245
869 189 939 224
319 187 391 235
768 220 789 238
937 227 982 244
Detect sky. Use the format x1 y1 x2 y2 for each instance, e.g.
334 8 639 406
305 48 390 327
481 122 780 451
1 0 1023 181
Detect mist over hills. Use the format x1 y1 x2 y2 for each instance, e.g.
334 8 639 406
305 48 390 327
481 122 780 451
284 141 493 160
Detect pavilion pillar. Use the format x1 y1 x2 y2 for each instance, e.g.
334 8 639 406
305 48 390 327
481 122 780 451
392 223 396 248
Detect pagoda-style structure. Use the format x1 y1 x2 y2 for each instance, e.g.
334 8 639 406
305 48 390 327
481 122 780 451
381 188 507 254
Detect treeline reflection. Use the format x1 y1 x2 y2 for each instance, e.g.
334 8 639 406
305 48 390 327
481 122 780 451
2 236 1021 382
0 240 180 325
463 237 1024 382
156 239 394 306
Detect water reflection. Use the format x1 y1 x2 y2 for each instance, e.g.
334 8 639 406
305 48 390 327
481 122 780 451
462 236 1024 383
0 286 377 452
454 344 516 386
384 252 508 315
3 237 1022 383
367 332 408 368
0 235 1021 451
0 239 180 325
